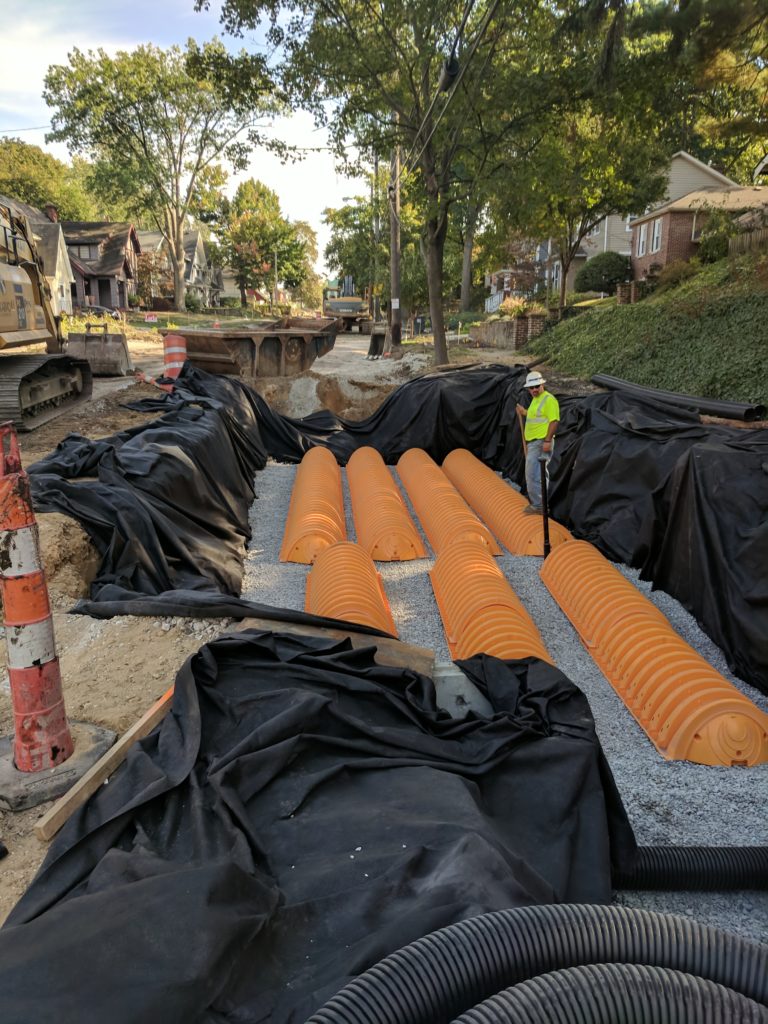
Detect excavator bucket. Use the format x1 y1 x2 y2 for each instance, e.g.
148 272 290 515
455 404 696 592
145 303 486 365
65 323 133 377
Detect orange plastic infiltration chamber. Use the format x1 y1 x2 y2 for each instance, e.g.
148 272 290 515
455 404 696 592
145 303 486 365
279 446 346 563
430 539 552 663
541 540 768 767
396 448 500 556
442 448 573 555
347 446 426 560
305 542 398 636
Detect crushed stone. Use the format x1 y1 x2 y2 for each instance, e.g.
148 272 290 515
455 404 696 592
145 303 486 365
241 463 768 943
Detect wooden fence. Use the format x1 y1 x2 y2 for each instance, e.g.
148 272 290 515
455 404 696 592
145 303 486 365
729 228 768 256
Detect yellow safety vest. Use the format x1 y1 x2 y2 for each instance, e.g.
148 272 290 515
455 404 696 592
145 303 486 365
525 391 560 441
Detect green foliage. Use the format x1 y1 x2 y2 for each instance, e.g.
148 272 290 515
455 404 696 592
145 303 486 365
654 259 700 294
698 208 733 264
0 138 101 220
44 39 278 308
528 255 768 405
574 251 630 295
185 291 204 312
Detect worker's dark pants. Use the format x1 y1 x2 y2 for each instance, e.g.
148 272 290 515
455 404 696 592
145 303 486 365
525 438 553 509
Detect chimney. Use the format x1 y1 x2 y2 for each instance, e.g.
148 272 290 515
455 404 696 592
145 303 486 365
43 203 59 223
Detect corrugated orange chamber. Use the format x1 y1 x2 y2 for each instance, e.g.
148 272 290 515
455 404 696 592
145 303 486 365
346 446 426 560
279 446 346 563
397 448 500 556
430 539 552 663
541 540 768 766
442 448 573 555
305 542 397 636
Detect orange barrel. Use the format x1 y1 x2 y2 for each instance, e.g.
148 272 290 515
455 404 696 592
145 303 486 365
430 539 552 663
162 333 188 379
280 447 346 563
396 448 500 556
442 448 573 555
541 539 768 766
305 542 397 636
347 447 426 560
0 423 74 772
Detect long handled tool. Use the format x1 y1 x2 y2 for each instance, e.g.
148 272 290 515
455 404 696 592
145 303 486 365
539 455 551 558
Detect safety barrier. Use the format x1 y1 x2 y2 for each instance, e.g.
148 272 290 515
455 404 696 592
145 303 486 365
541 540 768 766
442 448 573 555
162 333 188 380
305 542 397 636
397 449 500 556
431 539 552 662
0 423 74 771
280 447 347 563
347 446 426 561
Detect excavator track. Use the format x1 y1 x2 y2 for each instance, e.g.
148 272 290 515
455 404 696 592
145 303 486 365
0 355 93 430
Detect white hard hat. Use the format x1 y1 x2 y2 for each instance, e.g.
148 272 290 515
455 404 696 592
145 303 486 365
524 370 545 388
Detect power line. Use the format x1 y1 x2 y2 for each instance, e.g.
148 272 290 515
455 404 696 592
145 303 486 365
0 124 52 134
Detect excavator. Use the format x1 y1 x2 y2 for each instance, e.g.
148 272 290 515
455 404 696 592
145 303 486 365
0 202 132 429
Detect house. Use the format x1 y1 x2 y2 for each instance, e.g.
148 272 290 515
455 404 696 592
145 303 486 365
62 221 141 310
0 195 75 315
531 151 740 296
137 229 221 307
631 185 768 279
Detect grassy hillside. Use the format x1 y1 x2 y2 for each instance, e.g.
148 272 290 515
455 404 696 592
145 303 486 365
528 254 768 406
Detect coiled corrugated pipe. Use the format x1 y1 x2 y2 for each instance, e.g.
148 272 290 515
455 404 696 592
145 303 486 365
455 963 768 1023
308 904 768 1024
615 845 768 891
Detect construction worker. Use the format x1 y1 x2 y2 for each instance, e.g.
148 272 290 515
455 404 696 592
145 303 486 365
516 370 560 515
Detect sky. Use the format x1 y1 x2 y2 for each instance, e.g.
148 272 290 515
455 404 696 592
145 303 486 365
0 0 366 274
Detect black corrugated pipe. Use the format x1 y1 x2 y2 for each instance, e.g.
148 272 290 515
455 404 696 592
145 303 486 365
455 963 768 1023
308 904 768 1024
615 845 768 891
591 373 767 422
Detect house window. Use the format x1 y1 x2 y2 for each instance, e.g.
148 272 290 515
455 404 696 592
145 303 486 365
71 244 95 260
552 261 561 289
637 224 648 257
651 218 663 253
59 285 65 297
587 220 602 237
625 216 633 232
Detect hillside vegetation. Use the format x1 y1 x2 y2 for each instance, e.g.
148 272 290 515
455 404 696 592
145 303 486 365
527 254 768 406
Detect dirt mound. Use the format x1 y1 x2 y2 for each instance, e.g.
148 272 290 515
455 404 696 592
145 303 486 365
38 514 100 608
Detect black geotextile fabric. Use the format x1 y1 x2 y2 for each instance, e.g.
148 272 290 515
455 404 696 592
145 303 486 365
0 631 635 1024
28 361 768 691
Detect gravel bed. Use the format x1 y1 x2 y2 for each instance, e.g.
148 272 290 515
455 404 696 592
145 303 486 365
242 462 768 944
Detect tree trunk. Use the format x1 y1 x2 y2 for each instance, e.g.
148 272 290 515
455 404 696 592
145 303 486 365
460 204 479 312
239 281 247 307
559 255 568 310
425 218 448 365
172 226 186 313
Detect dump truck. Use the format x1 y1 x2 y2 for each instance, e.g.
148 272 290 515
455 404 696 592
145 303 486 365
160 316 341 377
0 203 131 428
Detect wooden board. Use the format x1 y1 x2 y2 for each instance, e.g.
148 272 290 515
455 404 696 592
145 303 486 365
34 686 174 843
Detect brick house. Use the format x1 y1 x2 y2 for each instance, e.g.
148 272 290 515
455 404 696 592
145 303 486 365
630 186 768 280
531 151 739 296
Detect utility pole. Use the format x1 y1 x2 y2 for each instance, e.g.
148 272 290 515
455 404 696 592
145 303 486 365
372 152 380 322
388 115 402 350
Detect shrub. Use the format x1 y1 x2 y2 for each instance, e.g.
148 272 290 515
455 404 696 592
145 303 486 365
574 251 631 295
654 259 699 294
184 291 204 313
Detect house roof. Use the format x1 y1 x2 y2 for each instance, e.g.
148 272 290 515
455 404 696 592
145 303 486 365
61 221 140 277
136 230 165 252
32 222 65 279
631 186 768 226
0 192 51 225
669 151 739 188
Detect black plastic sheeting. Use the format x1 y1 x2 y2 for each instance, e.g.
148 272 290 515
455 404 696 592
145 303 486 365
592 372 767 422
29 362 768 691
0 632 634 1023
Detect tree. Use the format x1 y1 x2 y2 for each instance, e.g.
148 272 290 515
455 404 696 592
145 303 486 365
198 0 565 364
574 251 630 295
292 220 324 309
0 138 101 220
509 106 667 308
216 178 307 306
44 39 278 310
